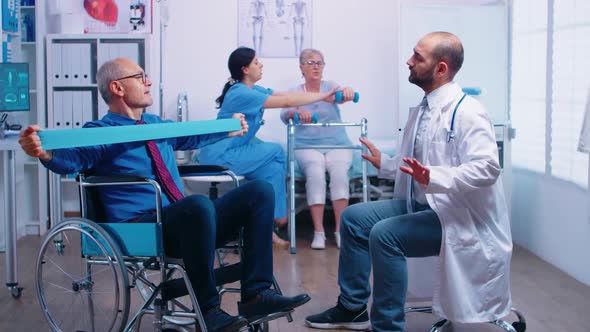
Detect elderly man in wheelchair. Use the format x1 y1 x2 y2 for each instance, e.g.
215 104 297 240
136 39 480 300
19 58 310 332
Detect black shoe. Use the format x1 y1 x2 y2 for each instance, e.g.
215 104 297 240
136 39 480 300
305 301 371 330
203 306 248 332
238 289 311 321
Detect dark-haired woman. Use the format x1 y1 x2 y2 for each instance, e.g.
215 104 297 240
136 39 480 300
199 47 336 248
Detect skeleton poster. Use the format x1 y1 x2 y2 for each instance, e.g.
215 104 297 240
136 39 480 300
238 0 312 58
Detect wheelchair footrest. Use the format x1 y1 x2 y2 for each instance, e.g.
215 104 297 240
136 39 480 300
214 262 242 286
161 278 190 301
159 262 243 301
249 309 294 326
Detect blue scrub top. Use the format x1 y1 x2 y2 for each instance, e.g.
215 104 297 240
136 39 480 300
200 83 273 161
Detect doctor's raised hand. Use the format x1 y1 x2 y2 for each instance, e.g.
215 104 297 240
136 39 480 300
359 136 381 169
400 157 430 185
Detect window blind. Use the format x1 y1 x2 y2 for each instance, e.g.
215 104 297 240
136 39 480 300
510 0 548 174
550 0 590 187
511 0 589 188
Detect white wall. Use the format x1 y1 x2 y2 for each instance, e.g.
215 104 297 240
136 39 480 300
159 0 399 145
511 168 590 286
157 0 507 144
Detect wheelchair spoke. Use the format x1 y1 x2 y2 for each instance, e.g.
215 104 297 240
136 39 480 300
46 256 83 281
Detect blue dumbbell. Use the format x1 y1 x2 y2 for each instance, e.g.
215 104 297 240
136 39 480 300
335 91 360 103
294 112 318 124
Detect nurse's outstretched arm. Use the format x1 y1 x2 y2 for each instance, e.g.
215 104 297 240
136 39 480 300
262 87 337 109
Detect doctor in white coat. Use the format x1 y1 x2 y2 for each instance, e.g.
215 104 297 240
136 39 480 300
305 31 512 332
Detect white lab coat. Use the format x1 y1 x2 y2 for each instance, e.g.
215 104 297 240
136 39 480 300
379 82 512 323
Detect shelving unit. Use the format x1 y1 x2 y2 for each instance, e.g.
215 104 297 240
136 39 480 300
46 34 151 223
1 1 48 251
20 1 47 236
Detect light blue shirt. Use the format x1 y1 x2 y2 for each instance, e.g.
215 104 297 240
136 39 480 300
280 80 352 148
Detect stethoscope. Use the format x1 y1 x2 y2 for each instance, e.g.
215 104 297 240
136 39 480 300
447 93 467 143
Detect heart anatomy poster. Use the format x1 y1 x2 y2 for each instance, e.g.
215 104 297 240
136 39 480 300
83 0 152 33
49 0 152 33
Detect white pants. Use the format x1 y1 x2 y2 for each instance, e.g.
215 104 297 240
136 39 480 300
295 149 353 206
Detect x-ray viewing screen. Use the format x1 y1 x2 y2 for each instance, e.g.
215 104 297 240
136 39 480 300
0 62 30 112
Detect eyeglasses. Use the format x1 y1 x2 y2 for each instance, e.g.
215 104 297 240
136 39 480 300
304 60 325 67
115 72 148 84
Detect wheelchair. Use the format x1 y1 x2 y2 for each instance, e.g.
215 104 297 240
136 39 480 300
35 164 293 332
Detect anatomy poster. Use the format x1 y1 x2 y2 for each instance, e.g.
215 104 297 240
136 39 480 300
238 0 312 58
82 0 152 33
47 0 152 33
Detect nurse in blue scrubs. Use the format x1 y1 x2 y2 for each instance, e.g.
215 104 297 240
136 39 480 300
199 47 339 247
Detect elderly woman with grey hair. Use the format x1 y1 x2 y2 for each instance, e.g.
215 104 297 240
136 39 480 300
280 48 357 250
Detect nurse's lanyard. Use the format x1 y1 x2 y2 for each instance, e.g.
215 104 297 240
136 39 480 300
447 93 467 143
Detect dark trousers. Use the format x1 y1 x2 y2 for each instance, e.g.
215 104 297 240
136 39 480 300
138 180 275 312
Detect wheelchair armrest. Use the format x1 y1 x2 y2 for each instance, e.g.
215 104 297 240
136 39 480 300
178 164 230 176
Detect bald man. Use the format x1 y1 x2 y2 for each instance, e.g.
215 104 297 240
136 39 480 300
305 32 512 331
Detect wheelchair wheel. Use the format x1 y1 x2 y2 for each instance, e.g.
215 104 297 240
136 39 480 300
36 218 130 332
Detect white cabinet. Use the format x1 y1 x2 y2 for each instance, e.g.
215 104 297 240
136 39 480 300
45 34 151 222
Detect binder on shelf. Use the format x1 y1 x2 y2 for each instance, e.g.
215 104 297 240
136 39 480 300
52 91 63 129
81 90 93 124
97 42 112 69
50 43 62 85
2 0 18 32
72 91 83 128
70 44 81 85
62 44 73 85
62 90 73 128
79 43 92 84
2 34 13 62
119 43 140 64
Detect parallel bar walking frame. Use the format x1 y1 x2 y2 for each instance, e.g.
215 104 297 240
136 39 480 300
287 118 369 254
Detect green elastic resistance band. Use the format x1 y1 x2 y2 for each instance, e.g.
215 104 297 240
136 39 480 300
38 118 241 150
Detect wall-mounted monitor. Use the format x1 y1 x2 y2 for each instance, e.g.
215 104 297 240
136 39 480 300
0 62 30 112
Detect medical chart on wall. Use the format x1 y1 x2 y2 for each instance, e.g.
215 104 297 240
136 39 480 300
238 0 312 58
